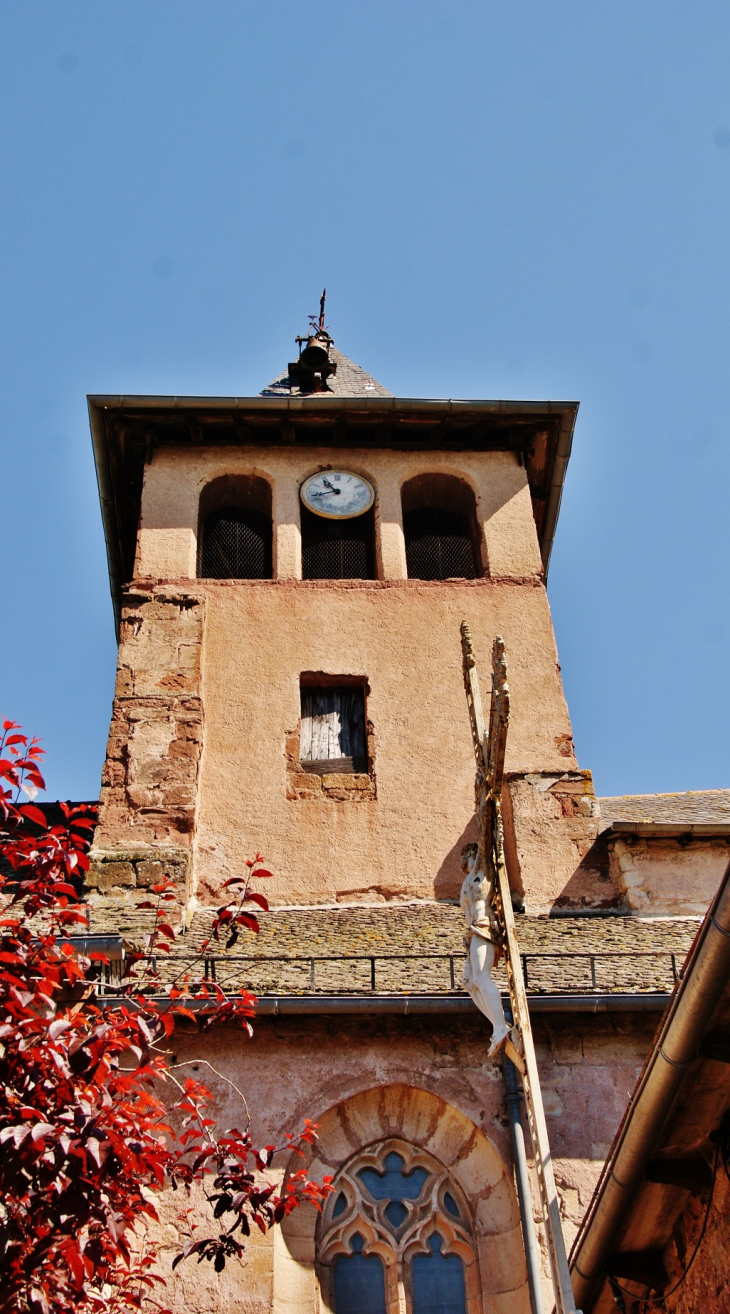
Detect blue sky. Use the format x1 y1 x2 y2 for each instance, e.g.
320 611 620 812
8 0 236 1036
0 2 728 800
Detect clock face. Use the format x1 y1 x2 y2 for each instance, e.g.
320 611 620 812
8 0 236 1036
300 470 375 519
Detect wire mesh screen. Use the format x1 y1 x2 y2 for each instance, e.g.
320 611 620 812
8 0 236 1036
301 506 375 580
404 507 477 580
200 506 272 579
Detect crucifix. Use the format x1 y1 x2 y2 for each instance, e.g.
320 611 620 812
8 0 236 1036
460 621 580 1314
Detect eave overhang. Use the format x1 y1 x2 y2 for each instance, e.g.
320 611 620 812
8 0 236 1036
605 821 730 838
570 858 730 1311
88 393 578 635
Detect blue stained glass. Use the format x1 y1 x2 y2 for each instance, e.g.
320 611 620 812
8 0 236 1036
443 1192 460 1218
334 1233 386 1314
359 1152 428 1202
412 1233 466 1314
384 1200 408 1228
333 1192 347 1217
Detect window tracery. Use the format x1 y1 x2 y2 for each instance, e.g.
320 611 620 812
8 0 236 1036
318 1140 478 1314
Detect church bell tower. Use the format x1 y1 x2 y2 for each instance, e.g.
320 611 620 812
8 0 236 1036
88 298 604 917
84 300 633 1314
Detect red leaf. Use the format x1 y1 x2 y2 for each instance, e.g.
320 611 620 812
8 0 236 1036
246 892 269 912
18 804 47 826
235 913 260 933
172 1006 199 1023
252 868 273 879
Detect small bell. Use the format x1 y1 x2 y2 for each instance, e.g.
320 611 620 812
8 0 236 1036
288 289 338 394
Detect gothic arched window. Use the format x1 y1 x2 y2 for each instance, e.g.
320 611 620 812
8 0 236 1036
198 474 273 580
401 474 482 581
319 1141 478 1314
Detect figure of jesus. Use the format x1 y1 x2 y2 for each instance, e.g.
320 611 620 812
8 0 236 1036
460 841 510 1057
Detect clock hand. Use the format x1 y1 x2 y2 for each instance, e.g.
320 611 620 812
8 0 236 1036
310 489 336 498
321 478 341 494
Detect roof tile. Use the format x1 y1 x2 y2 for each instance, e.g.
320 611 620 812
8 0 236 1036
599 790 730 828
260 346 393 398
86 899 697 998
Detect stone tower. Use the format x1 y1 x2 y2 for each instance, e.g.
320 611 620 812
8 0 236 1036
85 313 721 1312
89 316 604 916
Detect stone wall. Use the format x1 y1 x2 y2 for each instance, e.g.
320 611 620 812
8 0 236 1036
661 1163 730 1312
144 1008 658 1314
92 585 205 881
611 836 730 916
529 1013 659 1268
502 771 609 914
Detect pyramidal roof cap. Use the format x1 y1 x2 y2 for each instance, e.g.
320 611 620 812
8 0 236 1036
261 345 393 399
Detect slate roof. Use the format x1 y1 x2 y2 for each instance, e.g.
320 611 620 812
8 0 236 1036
84 898 697 999
599 790 730 834
260 346 393 398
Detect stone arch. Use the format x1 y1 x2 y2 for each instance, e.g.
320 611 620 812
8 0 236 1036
273 1083 529 1314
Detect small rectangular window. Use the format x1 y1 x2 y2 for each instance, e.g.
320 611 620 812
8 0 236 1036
300 685 367 774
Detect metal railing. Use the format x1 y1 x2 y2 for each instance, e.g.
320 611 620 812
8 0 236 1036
96 949 683 997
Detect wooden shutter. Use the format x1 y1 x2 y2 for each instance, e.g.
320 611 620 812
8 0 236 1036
300 687 367 774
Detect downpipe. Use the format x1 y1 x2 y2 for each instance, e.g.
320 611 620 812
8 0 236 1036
503 1049 546 1314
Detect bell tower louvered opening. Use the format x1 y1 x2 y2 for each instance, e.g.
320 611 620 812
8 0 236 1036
301 504 376 580
198 474 273 579
401 474 482 581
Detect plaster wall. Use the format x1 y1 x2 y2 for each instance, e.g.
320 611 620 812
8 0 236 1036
134 445 543 582
147 1010 657 1314
611 838 730 916
193 577 578 904
503 773 612 915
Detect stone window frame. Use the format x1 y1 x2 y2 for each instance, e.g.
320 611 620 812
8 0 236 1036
317 1138 478 1314
286 673 376 802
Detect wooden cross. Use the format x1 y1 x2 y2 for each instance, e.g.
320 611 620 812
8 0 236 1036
460 621 579 1314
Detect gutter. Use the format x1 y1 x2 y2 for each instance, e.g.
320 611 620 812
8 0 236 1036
87 394 579 420
95 992 670 1016
608 821 730 838
539 403 577 578
88 399 124 638
570 858 730 1309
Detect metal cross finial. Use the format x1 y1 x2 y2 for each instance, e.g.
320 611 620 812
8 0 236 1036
295 289 333 350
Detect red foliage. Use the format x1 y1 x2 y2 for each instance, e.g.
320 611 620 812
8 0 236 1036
0 721 332 1314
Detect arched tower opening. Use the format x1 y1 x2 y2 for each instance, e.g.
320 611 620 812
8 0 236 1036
198 473 273 579
401 474 482 581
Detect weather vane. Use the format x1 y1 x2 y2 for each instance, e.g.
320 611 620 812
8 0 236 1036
289 289 337 393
